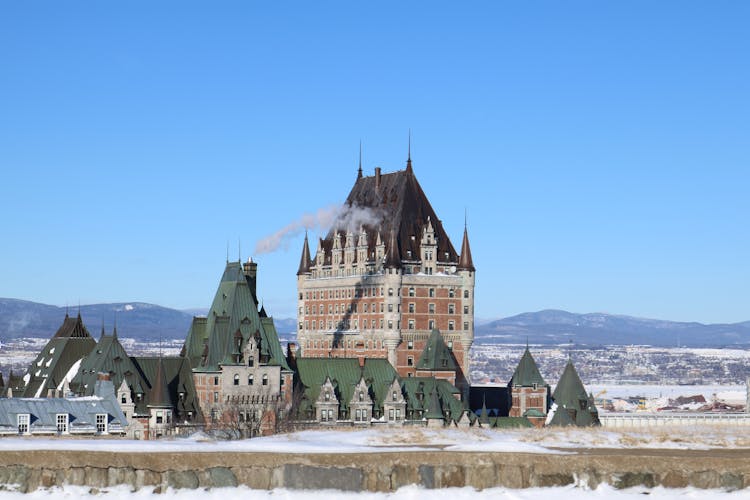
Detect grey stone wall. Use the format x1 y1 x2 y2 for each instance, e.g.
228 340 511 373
1 449 749 493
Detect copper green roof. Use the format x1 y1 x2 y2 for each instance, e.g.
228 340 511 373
22 314 97 397
401 377 464 422
131 356 201 420
294 358 398 416
510 347 546 387
551 360 600 427
71 331 140 398
183 261 290 372
416 329 457 372
424 388 444 420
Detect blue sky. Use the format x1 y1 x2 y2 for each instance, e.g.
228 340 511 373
1 2 748 324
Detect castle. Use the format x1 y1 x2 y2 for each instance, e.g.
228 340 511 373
295 154 476 395
1 147 599 437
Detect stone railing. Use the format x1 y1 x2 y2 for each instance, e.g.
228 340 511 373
600 412 750 428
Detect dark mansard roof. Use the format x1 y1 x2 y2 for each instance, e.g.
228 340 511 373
318 166 459 265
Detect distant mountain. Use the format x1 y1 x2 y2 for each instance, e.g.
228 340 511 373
0 298 194 342
476 309 750 347
0 298 299 343
2 299 748 348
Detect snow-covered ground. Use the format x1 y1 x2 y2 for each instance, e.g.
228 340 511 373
0 484 744 500
3 426 750 454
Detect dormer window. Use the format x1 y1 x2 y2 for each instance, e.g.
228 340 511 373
56 413 68 434
17 414 30 435
392 391 398 401
359 391 364 402
325 391 331 401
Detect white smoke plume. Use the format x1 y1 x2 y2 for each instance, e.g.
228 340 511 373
254 203 384 255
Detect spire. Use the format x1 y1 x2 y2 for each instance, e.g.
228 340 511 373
297 231 312 275
100 320 105 341
357 141 363 179
457 223 475 272
113 311 118 339
384 229 401 269
406 129 412 172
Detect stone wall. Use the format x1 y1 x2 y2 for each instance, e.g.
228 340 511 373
1 448 750 493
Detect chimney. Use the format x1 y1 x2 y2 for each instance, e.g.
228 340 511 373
286 342 298 370
243 258 258 296
375 167 381 189
97 372 111 382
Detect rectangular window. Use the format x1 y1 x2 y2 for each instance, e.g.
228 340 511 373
328 409 333 421
428 320 435 330
429 288 435 298
408 303 414 313
407 356 414 366
428 303 435 313
213 376 219 386
464 322 469 330
408 287 415 297
464 305 469 314
213 391 219 403
96 414 107 434
396 408 401 419
388 304 393 312
407 340 413 349
408 320 414 330
17 413 31 434
448 304 455 314
156 411 163 424
56 413 68 434
448 321 455 331
389 408 394 420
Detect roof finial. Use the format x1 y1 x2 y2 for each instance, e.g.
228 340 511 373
226 240 229 263
238 238 241 263
464 207 468 229
113 310 118 338
357 140 363 179
406 129 412 172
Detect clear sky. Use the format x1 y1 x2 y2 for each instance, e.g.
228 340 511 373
1 2 748 324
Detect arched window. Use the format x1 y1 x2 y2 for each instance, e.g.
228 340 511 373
233 374 240 386
262 374 268 386
248 375 254 386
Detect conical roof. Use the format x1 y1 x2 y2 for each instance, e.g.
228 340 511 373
510 347 546 387
416 329 457 372
553 360 587 403
297 232 311 275
457 226 475 272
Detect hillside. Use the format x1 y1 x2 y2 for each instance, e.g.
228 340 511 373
476 309 750 347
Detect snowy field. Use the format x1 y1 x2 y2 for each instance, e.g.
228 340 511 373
0 484 746 500
4 426 750 454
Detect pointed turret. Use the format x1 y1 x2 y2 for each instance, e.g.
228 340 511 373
425 387 443 421
458 226 475 272
552 359 600 426
510 347 546 387
384 229 401 269
297 232 312 275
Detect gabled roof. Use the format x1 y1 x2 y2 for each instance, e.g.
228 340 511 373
183 261 290 372
416 329 457 372
131 356 201 419
71 331 141 398
509 347 546 387
294 358 398 415
22 314 97 397
53 313 92 339
319 167 459 265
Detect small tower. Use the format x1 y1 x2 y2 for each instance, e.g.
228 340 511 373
508 346 549 428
